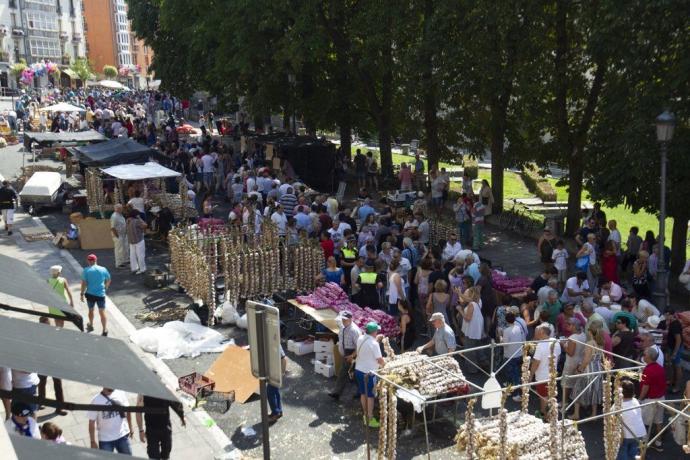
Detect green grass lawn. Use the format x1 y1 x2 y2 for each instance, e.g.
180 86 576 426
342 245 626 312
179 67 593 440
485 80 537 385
354 145 675 249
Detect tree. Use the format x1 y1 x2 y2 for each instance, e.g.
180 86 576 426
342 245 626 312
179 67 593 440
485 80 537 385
585 0 690 274
103 65 118 79
70 58 94 83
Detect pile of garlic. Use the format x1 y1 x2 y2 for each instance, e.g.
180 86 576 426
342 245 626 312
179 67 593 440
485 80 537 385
379 351 468 398
455 411 588 460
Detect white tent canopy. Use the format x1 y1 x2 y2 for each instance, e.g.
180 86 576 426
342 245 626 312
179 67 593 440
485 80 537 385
101 162 181 181
95 79 129 90
39 102 86 113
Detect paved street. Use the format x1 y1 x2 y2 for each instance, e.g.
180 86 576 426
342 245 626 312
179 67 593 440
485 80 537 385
1 143 684 459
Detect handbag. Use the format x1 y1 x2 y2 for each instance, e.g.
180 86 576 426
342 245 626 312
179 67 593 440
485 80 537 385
575 256 589 271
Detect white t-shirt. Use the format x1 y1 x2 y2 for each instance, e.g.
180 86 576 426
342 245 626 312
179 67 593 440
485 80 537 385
620 398 646 439
201 154 215 173
552 248 568 271
11 370 39 389
431 176 445 199
533 339 561 382
4 417 40 439
87 390 131 442
354 335 382 374
271 211 288 235
608 229 622 254
560 277 589 303
583 242 596 265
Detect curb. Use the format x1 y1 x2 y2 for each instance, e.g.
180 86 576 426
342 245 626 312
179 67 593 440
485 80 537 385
58 246 234 456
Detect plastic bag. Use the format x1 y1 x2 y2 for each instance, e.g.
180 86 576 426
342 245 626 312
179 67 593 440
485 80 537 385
184 310 201 324
236 313 248 329
575 255 589 271
221 301 239 325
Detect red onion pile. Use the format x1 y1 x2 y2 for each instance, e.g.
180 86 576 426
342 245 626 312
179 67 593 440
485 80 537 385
491 270 532 294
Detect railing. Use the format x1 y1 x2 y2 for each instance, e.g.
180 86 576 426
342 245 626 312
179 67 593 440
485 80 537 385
0 87 21 97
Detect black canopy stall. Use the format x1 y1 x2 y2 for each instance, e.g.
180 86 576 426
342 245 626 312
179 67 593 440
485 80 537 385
0 254 83 331
71 138 170 167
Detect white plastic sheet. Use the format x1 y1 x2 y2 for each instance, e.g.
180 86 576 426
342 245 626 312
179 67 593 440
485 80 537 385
130 321 231 359
101 162 181 180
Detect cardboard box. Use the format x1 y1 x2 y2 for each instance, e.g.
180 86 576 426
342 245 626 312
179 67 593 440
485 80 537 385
313 340 334 354
78 218 114 250
315 351 334 365
314 361 335 378
288 339 314 356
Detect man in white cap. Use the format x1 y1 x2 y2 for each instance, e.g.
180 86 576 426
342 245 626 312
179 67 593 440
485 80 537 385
417 312 456 356
328 311 361 401
110 203 129 268
595 295 615 325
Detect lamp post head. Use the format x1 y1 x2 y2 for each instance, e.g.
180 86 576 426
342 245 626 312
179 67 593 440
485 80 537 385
656 110 676 142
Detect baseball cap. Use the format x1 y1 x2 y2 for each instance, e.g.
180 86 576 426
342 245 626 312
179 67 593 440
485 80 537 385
87 254 98 261
365 321 380 333
341 311 353 319
11 401 32 417
429 312 445 322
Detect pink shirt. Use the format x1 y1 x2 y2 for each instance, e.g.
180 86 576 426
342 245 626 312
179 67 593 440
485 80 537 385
399 168 413 189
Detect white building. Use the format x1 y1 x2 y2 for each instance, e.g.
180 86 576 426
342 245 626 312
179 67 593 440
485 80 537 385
0 0 87 92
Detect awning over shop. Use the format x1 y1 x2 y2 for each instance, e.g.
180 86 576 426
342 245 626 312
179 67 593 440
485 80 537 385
101 162 181 180
23 129 106 149
10 434 147 460
72 137 169 166
0 316 178 404
0 254 83 331
62 68 78 80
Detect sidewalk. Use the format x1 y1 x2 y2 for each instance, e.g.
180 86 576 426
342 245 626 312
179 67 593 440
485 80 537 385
0 212 236 459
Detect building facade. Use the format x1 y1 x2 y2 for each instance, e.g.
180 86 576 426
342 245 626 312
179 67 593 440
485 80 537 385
0 0 87 91
82 0 153 89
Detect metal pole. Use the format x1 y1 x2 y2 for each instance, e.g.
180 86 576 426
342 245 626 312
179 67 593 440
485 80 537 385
256 310 271 460
653 141 668 312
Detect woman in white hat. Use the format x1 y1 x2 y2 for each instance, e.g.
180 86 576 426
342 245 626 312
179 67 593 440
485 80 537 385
47 265 73 327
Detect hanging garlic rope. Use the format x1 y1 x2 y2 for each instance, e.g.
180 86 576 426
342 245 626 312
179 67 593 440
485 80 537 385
520 346 532 413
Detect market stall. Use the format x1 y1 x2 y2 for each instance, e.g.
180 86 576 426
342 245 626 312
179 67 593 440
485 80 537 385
71 137 170 167
84 161 194 218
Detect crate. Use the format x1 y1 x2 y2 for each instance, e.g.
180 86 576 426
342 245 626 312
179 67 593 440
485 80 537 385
202 390 235 414
178 373 215 407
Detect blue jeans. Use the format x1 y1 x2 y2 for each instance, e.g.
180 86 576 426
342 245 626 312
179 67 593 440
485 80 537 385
99 435 132 455
458 221 471 247
267 384 282 416
505 357 522 388
616 438 639 460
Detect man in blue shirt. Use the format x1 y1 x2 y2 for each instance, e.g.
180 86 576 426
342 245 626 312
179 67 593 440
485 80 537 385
80 254 111 336
357 198 375 223
414 154 425 190
294 206 312 233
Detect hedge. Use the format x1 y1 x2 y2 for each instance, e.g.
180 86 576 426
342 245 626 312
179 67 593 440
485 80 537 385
521 164 557 202
463 158 479 179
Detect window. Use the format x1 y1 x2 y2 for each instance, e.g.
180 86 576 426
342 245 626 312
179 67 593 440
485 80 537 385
27 12 58 32
119 53 132 65
26 0 54 6
117 33 129 45
30 38 61 58
11 13 17 27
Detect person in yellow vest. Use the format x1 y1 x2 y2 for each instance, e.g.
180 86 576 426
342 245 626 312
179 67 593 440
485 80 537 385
47 265 73 328
355 260 385 309
340 237 358 290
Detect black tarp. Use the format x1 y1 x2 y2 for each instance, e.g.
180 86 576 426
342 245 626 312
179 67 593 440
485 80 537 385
71 138 169 167
0 254 83 331
11 434 147 460
251 135 336 192
23 130 106 149
0 316 177 403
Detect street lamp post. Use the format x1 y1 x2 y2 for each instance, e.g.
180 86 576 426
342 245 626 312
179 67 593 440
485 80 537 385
653 109 676 312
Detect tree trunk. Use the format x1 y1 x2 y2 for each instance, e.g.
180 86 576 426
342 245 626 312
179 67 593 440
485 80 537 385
421 0 440 174
378 110 393 178
670 210 689 275
490 132 504 214
565 146 584 236
339 122 351 162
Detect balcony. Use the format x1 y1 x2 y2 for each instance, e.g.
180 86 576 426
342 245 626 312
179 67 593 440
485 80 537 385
72 33 82 42
59 31 69 41
12 28 25 37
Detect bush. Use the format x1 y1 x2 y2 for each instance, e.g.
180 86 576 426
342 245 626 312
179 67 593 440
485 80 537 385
463 158 478 179
521 164 557 202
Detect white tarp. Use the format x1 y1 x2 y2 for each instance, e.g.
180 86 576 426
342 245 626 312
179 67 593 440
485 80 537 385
96 79 127 90
19 171 62 197
101 162 181 180
39 102 86 113
130 321 231 359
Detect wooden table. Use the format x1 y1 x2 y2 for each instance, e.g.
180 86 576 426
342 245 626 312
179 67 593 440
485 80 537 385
288 299 339 334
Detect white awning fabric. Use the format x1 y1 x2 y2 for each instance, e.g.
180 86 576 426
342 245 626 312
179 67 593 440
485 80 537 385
101 162 181 180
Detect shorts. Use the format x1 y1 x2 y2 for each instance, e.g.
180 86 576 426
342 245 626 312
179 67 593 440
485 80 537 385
85 293 106 309
671 345 684 365
356 171 366 180
1 209 14 225
355 370 376 398
641 397 665 425
535 383 548 398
